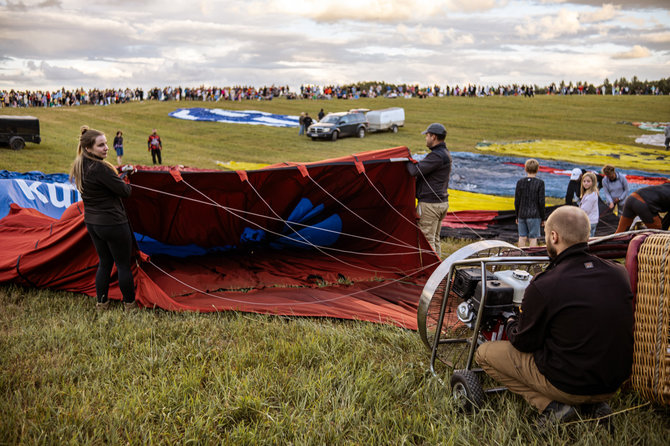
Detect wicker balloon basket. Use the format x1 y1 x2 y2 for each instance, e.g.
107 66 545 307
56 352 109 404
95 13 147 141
631 233 670 405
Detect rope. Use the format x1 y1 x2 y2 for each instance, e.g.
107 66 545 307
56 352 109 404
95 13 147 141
131 183 426 253
306 175 416 249
128 166 448 306
412 164 485 241
562 401 651 426
361 169 422 230
146 257 442 307
230 177 400 273
178 177 420 274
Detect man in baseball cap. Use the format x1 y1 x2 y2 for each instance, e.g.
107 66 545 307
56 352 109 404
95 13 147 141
421 122 447 136
406 123 452 255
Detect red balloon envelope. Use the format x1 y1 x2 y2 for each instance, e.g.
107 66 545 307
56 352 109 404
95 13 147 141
0 147 438 329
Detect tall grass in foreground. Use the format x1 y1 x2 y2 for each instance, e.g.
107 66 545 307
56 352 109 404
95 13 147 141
0 285 667 445
1 240 668 444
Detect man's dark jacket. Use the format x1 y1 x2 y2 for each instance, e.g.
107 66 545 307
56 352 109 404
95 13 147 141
506 243 634 395
406 141 451 203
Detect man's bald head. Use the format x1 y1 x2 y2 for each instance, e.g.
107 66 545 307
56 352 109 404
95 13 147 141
545 206 590 254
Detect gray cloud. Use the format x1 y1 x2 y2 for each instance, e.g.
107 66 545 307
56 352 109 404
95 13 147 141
0 0 668 91
4 0 61 10
4 1 28 11
38 0 61 7
256 0 508 24
612 45 652 59
28 61 92 81
545 0 670 10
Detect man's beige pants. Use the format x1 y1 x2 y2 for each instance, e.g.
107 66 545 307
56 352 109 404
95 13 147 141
417 201 449 256
475 341 614 412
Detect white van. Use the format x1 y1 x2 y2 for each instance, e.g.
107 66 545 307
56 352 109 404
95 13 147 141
365 107 405 133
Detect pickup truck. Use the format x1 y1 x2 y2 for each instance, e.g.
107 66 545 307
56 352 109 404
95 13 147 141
307 111 368 141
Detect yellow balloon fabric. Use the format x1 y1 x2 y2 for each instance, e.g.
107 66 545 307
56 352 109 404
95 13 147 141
479 139 670 173
448 190 515 212
216 160 269 171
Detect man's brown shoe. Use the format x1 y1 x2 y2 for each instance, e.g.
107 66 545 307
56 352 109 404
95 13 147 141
536 401 578 429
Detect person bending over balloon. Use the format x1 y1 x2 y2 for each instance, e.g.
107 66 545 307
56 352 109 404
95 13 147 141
615 183 670 232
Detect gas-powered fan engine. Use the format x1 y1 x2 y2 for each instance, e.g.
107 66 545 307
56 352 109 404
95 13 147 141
453 268 533 342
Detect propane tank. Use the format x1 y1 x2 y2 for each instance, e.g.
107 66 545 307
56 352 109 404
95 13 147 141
493 269 532 304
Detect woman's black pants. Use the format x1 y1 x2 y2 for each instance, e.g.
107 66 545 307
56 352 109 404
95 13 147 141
86 222 135 303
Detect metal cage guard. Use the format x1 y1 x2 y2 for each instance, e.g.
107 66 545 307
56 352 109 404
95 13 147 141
428 256 551 379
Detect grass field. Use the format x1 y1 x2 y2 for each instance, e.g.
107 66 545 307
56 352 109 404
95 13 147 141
1 96 669 444
1 95 668 173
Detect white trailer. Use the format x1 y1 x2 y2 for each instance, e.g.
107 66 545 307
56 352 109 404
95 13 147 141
365 107 405 133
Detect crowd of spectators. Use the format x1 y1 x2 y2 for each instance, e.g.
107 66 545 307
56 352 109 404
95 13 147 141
301 83 534 99
299 83 540 99
2 78 667 108
0 85 290 107
302 79 667 99
1 88 143 107
149 85 290 102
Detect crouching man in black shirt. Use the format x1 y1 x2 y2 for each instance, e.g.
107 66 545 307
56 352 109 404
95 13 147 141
475 206 634 426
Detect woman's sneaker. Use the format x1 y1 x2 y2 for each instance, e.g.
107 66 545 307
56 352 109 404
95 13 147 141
123 301 140 312
95 300 110 311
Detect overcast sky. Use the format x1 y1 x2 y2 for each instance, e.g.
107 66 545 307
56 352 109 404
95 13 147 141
1 0 668 91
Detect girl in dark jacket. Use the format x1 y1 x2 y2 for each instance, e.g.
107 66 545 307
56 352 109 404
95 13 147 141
70 126 138 311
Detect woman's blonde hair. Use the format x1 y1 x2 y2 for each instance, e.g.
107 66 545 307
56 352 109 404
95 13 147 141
580 171 598 198
69 125 117 193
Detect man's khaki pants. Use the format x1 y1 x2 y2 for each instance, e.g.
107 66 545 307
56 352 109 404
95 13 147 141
417 201 449 256
475 341 614 412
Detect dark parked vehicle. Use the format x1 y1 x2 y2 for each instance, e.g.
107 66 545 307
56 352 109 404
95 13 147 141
307 112 368 141
0 115 41 150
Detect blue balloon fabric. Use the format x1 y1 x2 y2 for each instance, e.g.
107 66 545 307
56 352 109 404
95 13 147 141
243 198 342 250
0 170 80 219
136 198 341 257
169 108 299 128
412 152 669 199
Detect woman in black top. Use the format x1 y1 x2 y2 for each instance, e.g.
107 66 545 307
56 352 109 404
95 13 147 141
70 126 137 311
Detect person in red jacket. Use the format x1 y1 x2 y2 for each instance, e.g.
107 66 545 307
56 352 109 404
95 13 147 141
147 128 162 164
